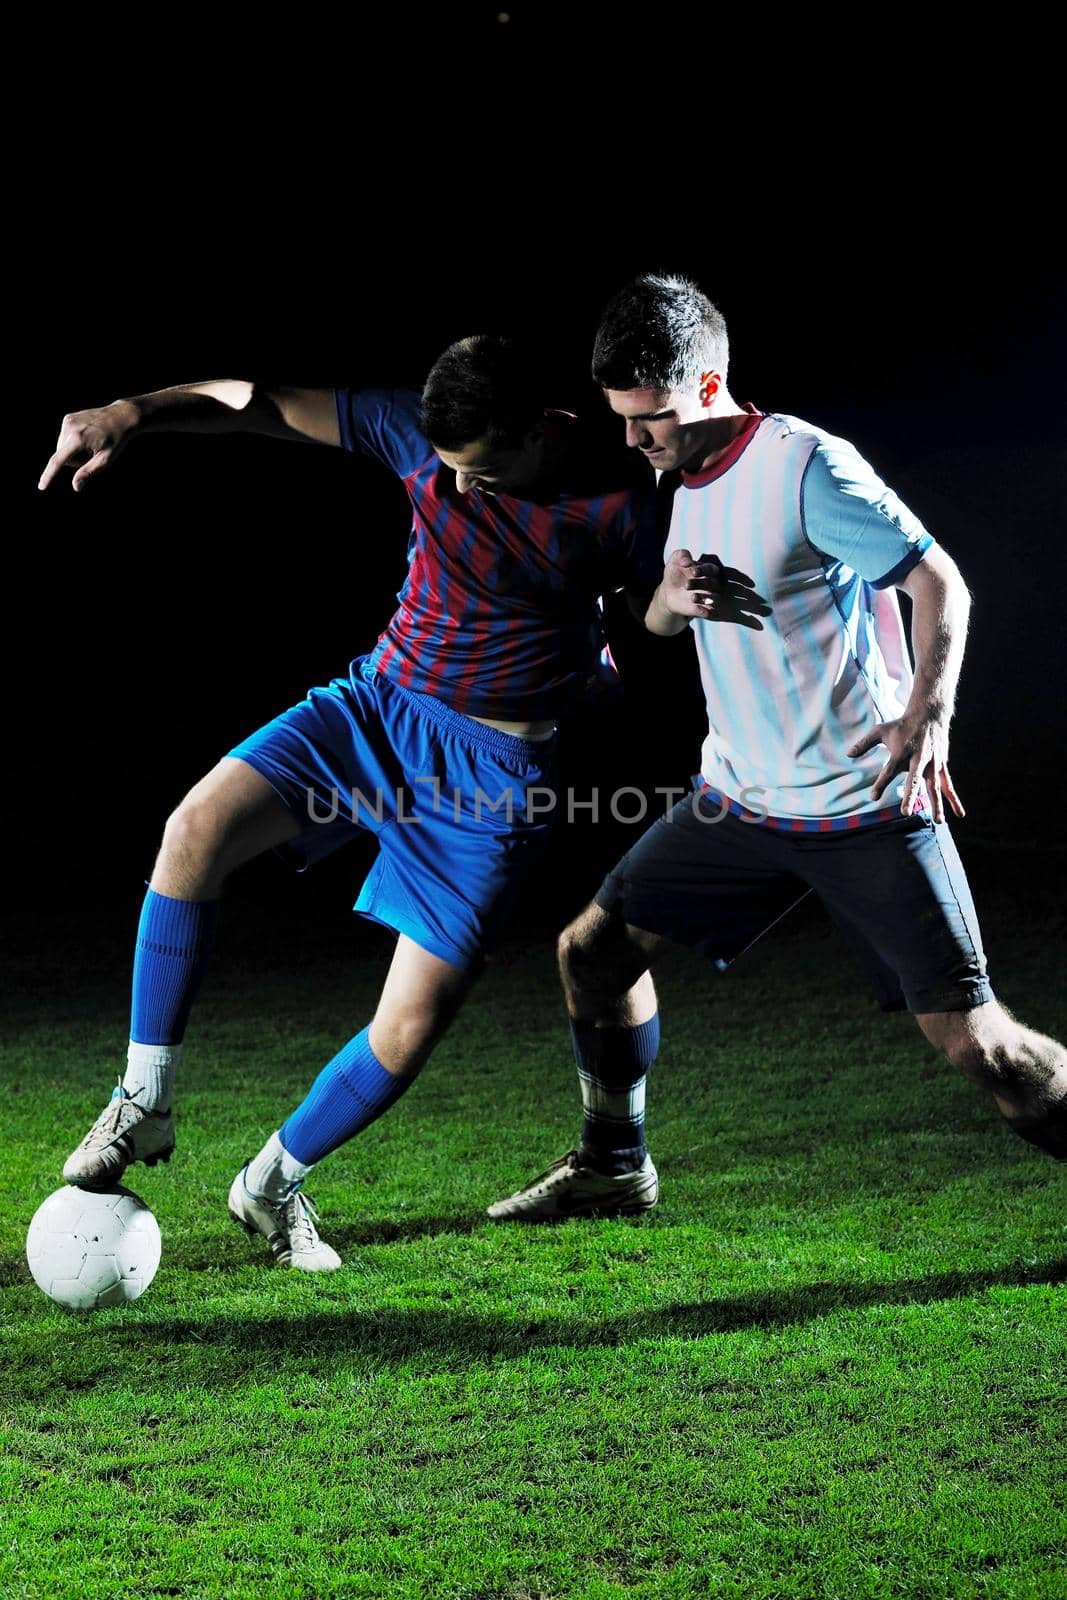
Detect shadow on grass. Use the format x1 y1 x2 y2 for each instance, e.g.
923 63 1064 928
6 1256 1062 1398
149 1256 1067 1360
326 1212 486 1247
148 1213 487 1271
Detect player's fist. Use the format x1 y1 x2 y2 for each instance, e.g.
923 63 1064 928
661 548 723 616
38 398 141 492
660 548 767 627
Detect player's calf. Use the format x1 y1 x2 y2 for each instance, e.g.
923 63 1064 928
921 1003 1067 1160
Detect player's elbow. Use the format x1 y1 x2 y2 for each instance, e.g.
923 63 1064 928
260 385 340 447
902 546 970 609
939 553 972 620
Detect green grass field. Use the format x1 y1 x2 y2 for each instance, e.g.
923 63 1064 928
2 864 1065 1599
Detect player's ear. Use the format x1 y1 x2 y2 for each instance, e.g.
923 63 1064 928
699 371 722 407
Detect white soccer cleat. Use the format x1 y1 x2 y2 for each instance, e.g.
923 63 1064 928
227 1166 342 1272
487 1149 659 1221
63 1082 175 1189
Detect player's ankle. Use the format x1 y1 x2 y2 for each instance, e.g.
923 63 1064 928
123 1041 181 1113
578 1142 648 1177
245 1131 315 1201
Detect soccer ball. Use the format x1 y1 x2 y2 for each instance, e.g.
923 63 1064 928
26 1186 162 1311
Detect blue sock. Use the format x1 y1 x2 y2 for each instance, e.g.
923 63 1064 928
130 889 220 1045
279 1026 412 1165
573 1014 660 1176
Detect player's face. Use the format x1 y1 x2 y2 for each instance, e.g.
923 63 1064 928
436 429 545 496
604 384 715 473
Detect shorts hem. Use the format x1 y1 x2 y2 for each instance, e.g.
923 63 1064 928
353 907 479 970
593 883 734 961
225 750 322 872
225 748 304 816
904 981 995 1015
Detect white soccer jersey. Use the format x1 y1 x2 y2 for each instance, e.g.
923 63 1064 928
665 409 934 825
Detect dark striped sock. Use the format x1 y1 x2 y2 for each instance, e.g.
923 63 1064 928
572 1014 660 1176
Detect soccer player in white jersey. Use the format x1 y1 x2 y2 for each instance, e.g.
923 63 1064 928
490 272 1066 1220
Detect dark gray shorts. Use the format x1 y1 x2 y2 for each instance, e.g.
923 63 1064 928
594 793 993 1014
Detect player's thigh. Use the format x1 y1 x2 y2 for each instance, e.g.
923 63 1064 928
357 698 557 969
222 670 399 866
590 794 804 968
805 815 990 1015
166 756 304 873
370 933 481 1072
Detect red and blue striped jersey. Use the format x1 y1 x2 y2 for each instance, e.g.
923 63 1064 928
335 388 660 719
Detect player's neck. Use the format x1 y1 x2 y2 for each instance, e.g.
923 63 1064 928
518 412 572 501
689 398 749 474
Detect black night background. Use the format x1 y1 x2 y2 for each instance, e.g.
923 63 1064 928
12 10 1066 976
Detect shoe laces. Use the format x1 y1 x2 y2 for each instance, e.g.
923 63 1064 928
531 1149 581 1187
83 1078 133 1146
279 1189 322 1251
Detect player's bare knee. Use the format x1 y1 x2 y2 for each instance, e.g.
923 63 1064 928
158 800 227 880
558 909 633 1002
557 914 600 989
371 1007 445 1075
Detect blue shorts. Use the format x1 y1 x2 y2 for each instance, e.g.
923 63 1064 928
595 793 993 1014
226 657 557 968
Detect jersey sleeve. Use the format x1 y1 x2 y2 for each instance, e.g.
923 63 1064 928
333 387 435 479
799 438 935 588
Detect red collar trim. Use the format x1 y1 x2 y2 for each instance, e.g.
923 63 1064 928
681 403 763 488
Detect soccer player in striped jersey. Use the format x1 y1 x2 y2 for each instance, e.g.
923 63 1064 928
39 336 657 1269
489 274 1065 1221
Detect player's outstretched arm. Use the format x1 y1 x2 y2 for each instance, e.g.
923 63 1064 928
38 381 340 493
847 545 971 823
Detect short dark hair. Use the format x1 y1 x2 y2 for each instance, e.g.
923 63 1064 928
592 273 729 392
420 334 545 451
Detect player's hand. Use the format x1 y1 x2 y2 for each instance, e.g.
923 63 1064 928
38 398 141 492
660 548 770 628
847 710 964 823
